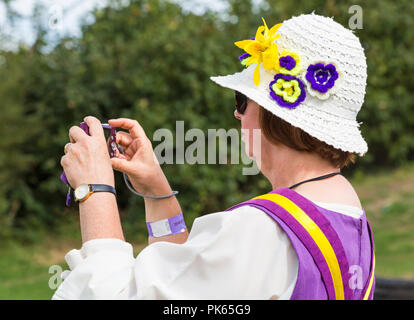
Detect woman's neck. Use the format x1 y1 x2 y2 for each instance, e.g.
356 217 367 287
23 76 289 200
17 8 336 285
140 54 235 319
262 145 339 190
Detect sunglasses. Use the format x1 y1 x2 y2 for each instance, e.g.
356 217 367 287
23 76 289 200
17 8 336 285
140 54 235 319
235 91 248 114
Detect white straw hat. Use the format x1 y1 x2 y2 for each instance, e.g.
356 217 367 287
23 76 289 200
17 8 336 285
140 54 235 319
210 13 368 156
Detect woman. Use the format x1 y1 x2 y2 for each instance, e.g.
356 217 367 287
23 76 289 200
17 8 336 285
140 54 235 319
54 13 374 300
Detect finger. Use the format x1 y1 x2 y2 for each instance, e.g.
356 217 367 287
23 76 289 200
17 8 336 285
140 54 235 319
117 144 135 159
64 142 72 154
111 157 133 173
114 144 131 159
84 116 105 139
115 149 129 160
69 126 87 143
116 131 133 147
60 154 70 168
108 118 147 140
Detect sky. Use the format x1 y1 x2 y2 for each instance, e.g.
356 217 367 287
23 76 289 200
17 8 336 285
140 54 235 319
0 0 106 46
0 0 233 49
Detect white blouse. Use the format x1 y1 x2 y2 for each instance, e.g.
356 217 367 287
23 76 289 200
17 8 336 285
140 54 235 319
52 202 363 300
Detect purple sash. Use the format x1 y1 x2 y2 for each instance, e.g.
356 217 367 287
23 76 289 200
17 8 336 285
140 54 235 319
226 188 375 300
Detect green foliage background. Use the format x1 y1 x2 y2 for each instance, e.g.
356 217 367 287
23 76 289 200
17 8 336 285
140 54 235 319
0 0 413 242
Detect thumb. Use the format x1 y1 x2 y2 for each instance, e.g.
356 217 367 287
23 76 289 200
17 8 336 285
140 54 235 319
111 157 134 174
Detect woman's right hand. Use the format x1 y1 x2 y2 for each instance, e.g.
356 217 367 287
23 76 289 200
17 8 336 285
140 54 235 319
108 118 171 196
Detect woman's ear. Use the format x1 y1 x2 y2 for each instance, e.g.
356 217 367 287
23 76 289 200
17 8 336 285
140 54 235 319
234 109 242 120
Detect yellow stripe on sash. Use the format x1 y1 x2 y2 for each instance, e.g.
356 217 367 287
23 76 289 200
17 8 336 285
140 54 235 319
363 254 375 300
253 193 345 300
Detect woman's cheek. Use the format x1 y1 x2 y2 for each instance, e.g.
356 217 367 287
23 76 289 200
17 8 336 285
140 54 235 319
251 129 263 160
241 126 260 160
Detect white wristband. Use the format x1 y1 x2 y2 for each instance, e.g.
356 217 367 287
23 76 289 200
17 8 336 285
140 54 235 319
146 213 186 237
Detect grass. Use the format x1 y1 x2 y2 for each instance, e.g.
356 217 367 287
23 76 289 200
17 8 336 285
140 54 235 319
0 241 67 299
0 163 413 299
351 163 414 279
0 237 147 300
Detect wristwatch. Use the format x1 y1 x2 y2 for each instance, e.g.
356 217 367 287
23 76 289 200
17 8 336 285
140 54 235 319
74 184 116 203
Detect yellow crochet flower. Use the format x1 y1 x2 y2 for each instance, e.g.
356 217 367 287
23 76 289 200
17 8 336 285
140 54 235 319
278 50 302 76
272 78 302 103
234 18 283 86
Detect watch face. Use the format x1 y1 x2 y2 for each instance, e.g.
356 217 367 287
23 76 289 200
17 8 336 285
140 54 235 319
75 184 90 200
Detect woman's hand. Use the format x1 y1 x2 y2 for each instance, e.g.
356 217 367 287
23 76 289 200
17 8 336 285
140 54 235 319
61 116 115 189
109 118 186 245
108 118 170 196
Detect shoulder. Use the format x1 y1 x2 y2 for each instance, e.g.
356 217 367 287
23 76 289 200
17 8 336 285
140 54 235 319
189 204 291 244
294 174 362 209
195 204 283 228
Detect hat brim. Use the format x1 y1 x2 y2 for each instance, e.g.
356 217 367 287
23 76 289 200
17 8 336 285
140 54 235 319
210 64 368 156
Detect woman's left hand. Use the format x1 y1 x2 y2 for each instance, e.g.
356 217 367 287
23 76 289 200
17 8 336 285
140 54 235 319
61 116 115 190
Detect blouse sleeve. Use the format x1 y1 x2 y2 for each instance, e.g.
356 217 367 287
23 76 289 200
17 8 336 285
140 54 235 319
52 205 298 300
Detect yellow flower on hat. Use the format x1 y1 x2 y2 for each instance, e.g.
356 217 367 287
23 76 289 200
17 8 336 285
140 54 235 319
234 18 283 86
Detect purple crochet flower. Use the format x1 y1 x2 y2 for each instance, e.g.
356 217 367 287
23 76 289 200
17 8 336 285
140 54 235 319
305 63 339 93
279 55 296 70
269 74 306 109
238 52 251 61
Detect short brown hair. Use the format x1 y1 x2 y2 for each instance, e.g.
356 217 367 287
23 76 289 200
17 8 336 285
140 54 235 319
259 107 356 169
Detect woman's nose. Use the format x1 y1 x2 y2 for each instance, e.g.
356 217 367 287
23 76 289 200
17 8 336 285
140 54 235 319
234 109 242 120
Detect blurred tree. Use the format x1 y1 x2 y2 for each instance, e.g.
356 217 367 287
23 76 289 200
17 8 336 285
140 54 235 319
0 0 412 240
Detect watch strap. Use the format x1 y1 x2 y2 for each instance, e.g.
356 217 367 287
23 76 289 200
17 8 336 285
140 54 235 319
147 212 186 237
89 184 117 196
